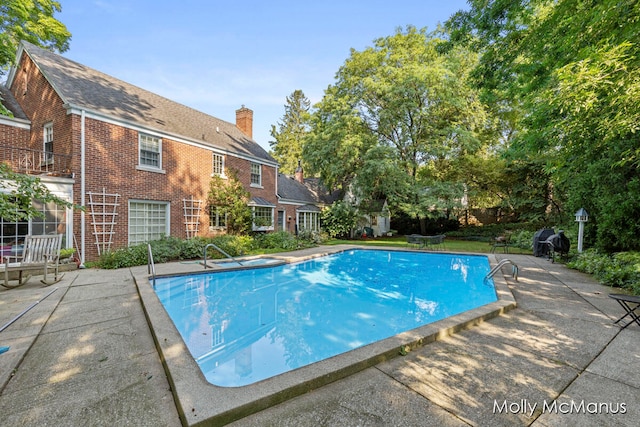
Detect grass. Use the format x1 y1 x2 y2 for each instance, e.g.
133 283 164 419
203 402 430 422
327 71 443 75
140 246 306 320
325 236 531 255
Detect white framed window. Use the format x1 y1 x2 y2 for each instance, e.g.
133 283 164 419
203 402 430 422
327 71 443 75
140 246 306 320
1 198 70 259
43 122 53 162
298 211 320 232
212 153 225 177
250 162 262 187
252 206 274 231
128 200 169 245
138 134 162 170
208 206 227 230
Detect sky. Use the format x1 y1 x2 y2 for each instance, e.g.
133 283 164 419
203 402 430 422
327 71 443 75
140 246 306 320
55 0 470 151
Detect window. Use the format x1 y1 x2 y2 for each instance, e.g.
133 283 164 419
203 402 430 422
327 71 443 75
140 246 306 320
128 201 169 245
298 211 320 232
208 206 227 230
212 153 225 177
252 206 273 231
138 134 162 169
1 199 68 259
31 200 67 237
250 162 261 186
0 212 29 260
43 122 53 162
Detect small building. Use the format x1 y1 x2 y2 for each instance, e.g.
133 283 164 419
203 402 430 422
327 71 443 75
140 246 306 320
359 199 391 237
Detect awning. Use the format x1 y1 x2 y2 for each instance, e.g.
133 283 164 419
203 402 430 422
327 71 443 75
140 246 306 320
296 204 321 213
248 197 276 207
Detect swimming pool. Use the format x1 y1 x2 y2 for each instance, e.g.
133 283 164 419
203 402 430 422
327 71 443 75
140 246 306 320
153 249 497 387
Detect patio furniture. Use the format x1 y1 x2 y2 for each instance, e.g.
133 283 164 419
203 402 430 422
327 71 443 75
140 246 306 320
609 294 640 329
406 234 446 250
491 235 512 253
406 234 424 248
0 234 64 288
423 234 446 251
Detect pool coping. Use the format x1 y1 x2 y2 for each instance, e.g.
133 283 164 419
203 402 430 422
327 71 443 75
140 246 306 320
132 245 517 426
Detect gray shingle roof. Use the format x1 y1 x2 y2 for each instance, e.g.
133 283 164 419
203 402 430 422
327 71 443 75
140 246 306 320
19 41 275 163
277 173 342 206
277 174 317 204
296 204 321 212
249 197 276 207
302 177 342 205
0 85 28 120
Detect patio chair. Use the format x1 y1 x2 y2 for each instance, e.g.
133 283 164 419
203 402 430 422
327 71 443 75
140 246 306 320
491 235 512 254
424 234 446 251
609 294 640 329
406 234 424 248
0 234 64 288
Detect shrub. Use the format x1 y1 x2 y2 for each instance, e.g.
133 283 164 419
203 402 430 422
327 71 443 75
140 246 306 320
568 249 640 294
297 229 327 245
321 201 360 238
254 231 298 250
179 237 209 260
208 235 255 258
510 229 535 250
95 231 323 269
99 244 148 269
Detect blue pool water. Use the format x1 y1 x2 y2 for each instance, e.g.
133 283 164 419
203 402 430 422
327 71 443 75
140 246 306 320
154 249 496 387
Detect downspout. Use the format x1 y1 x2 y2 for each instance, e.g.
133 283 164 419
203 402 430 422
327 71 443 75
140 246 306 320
80 110 86 268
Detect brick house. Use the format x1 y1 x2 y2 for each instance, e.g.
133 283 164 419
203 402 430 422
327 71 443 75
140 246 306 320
0 41 323 263
276 163 339 234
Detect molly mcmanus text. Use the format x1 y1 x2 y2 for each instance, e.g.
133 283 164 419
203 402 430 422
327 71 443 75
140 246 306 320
493 399 627 416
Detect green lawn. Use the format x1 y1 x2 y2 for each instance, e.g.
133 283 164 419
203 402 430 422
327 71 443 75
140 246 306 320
325 236 531 255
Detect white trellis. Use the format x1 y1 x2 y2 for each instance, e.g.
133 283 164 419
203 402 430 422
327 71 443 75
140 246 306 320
87 188 120 255
183 196 203 238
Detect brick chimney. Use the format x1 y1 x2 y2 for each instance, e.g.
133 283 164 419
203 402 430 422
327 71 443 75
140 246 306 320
235 105 253 139
294 160 304 184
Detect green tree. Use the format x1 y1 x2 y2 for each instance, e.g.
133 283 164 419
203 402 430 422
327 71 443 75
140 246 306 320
447 0 640 250
206 169 251 235
269 90 311 175
0 0 71 78
305 27 489 231
303 88 375 194
321 200 360 239
0 163 76 220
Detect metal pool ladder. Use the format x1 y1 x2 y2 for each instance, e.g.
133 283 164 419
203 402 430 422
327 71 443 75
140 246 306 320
203 243 244 269
485 259 519 282
147 244 156 287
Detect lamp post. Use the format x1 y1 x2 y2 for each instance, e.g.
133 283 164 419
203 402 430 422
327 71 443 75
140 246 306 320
575 208 589 253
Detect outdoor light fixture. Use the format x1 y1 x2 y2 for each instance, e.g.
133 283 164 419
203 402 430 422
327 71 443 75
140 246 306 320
575 208 589 253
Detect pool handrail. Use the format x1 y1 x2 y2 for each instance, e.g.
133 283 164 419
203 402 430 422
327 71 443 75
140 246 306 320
203 243 244 269
147 243 156 287
485 259 518 282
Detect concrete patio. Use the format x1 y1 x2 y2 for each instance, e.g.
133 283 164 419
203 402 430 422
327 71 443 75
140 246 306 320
0 247 638 426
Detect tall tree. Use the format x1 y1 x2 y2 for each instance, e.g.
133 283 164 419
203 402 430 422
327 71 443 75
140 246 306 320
0 0 71 78
269 90 311 175
447 0 640 250
304 27 490 231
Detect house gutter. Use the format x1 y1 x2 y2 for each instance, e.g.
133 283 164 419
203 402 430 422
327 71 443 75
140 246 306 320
80 110 86 267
